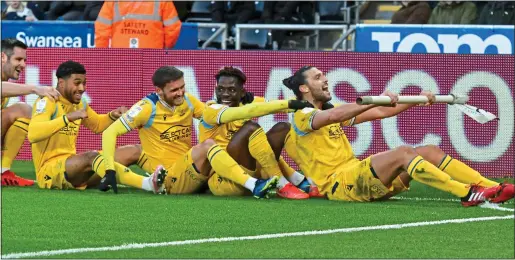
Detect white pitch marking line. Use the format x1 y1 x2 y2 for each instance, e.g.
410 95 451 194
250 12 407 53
2 215 513 259
392 196 515 212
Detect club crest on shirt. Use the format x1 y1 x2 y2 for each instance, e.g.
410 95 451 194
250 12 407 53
125 105 143 122
35 99 47 114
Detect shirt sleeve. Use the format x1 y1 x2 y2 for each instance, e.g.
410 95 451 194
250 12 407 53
202 102 227 126
102 119 133 171
187 93 205 119
27 97 69 143
82 102 116 134
118 100 153 131
292 108 318 134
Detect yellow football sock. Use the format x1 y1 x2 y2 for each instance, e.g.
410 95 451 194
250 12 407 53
438 155 499 187
1 118 30 171
277 156 295 179
136 150 151 171
408 155 469 198
248 127 282 177
92 154 144 188
207 144 249 186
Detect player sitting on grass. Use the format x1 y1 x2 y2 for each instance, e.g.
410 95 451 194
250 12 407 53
28 60 161 192
199 67 314 199
283 66 514 206
1 38 60 186
101 66 308 198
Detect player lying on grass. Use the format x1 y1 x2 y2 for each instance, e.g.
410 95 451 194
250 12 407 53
199 67 316 199
1 38 60 186
101 66 310 198
27 60 161 191
283 66 514 206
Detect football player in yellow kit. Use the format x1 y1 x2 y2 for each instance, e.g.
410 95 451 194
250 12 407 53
199 67 314 199
101 66 309 198
28 60 161 192
1 38 60 186
283 66 514 206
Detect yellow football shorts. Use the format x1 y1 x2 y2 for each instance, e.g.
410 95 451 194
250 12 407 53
36 156 86 190
326 156 409 202
149 149 209 194
208 165 257 196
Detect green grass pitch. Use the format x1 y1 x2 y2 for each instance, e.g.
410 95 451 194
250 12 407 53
1 160 514 259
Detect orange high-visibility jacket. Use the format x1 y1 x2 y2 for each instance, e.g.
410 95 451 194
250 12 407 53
95 1 181 49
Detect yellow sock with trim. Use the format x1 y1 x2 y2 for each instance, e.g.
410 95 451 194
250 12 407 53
207 144 249 186
408 155 469 198
92 154 145 188
248 127 282 177
1 118 29 172
438 155 499 187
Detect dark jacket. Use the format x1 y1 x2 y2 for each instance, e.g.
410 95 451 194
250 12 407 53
211 1 256 24
391 1 431 24
429 1 477 24
262 1 314 24
477 1 515 25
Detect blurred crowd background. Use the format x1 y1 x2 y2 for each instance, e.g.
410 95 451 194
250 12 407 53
2 1 514 50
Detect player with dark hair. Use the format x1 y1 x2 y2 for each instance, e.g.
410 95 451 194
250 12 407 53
283 66 514 206
1 38 60 186
27 60 155 191
200 66 314 199
102 66 309 198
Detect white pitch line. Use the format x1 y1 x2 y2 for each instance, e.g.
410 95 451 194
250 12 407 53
392 196 460 202
392 196 515 212
2 215 513 259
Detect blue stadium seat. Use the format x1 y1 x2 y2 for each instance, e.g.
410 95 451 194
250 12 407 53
191 1 213 14
186 1 213 22
240 29 269 49
254 1 264 13
317 1 345 22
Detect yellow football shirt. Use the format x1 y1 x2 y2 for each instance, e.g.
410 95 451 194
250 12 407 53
29 96 115 174
290 107 358 194
199 97 266 149
117 92 204 169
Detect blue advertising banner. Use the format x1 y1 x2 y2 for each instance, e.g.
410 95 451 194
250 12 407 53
355 24 515 54
1 21 199 49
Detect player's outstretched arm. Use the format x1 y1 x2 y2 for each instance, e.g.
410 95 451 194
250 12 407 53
352 90 434 125
1 82 60 101
82 105 127 133
214 100 311 124
102 120 132 171
102 102 150 171
311 103 376 130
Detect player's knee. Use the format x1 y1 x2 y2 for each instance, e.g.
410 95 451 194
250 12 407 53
269 122 291 134
84 151 100 164
240 120 261 134
9 103 32 120
19 103 32 118
7 104 31 122
395 145 418 159
200 139 217 152
202 138 216 147
423 145 443 154
415 145 445 164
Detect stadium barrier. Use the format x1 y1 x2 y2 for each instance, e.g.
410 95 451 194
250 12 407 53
9 49 514 178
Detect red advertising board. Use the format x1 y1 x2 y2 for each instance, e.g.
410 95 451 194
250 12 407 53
8 49 514 178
